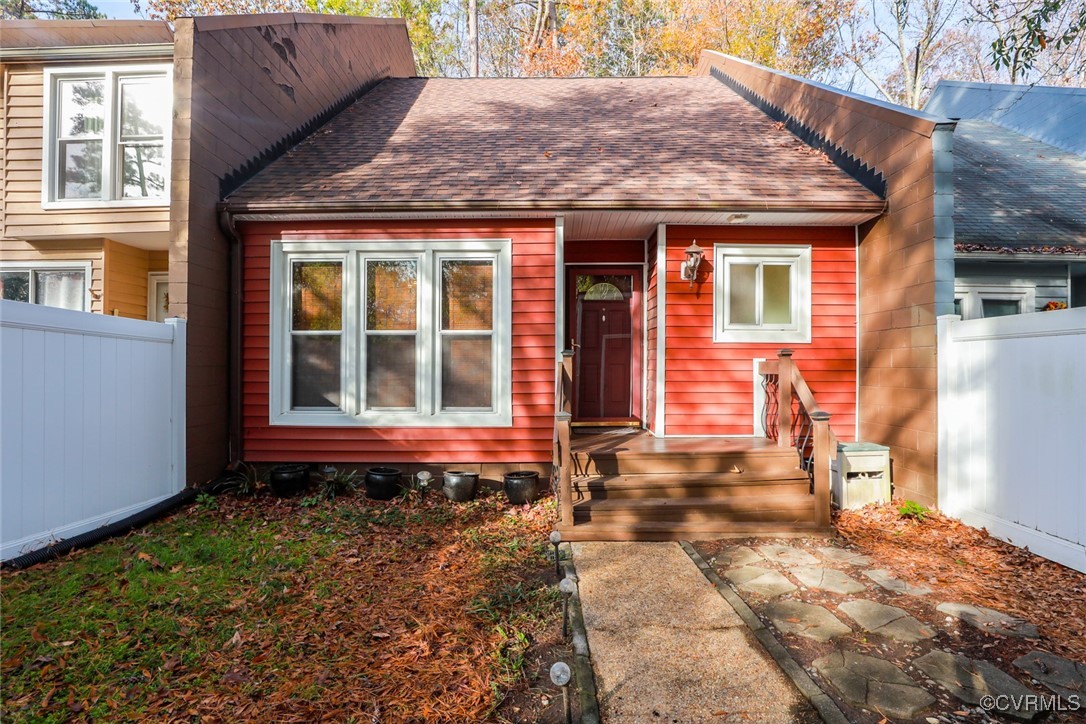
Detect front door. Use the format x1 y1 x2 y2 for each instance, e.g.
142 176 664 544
568 268 641 424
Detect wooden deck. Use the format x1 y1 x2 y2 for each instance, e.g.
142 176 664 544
557 430 831 541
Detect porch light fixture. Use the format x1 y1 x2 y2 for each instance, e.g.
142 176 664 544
726 213 750 224
680 241 705 288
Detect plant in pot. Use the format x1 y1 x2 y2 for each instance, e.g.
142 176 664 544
365 467 403 500
268 463 310 497
442 470 479 502
503 470 539 505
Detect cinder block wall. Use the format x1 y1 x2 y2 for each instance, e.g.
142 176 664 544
696 52 955 506
170 14 416 484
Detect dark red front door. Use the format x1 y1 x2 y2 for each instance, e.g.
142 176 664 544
569 269 641 423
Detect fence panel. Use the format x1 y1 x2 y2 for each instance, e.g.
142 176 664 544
1 301 186 560
938 308 1086 573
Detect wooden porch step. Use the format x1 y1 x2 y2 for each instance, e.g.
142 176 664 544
556 520 832 542
573 448 802 476
571 471 810 500
572 494 816 524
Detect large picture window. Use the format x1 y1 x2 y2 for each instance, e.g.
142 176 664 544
713 245 811 343
43 65 172 206
271 240 512 427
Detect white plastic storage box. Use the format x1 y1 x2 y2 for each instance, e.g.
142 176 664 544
831 442 891 509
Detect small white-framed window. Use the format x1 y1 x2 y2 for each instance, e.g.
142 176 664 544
270 240 512 427
42 64 172 207
0 261 92 311
713 245 811 343
953 284 1035 320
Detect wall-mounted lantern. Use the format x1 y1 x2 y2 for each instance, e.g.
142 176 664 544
680 241 704 288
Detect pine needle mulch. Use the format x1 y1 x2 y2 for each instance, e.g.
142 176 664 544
835 502 1086 664
1 491 560 722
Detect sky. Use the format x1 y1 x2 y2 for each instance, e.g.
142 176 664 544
97 0 144 19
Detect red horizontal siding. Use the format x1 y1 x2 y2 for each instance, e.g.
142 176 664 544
662 226 857 439
239 219 556 465
565 238 645 264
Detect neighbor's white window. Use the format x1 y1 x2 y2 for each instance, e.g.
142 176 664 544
271 240 512 427
953 284 1035 320
0 261 91 311
43 65 172 206
713 245 811 343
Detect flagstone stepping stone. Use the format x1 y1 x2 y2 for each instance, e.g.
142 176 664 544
937 602 1039 638
914 650 1042 721
1013 650 1086 699
814 650 936 719
718 545 764 568
816 546 874 566
790 566 867 595
863 568 933 596
764 600 852 642
838 600 936 642
756 544 818 567
724 566 797 597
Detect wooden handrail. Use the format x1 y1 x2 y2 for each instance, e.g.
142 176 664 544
554 350 576 527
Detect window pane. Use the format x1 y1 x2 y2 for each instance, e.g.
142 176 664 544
442 335 493 409
120 77 168 138
442 260 493 330
366 335 416 409
953 298 963 316
291 335 341 408
58 79 104 137
1 272 30 302
575 274 632 295
120 143 166 198
762 264 792 325
59 139 102 199
367 260 417 330
728 263 757 325
982 298 1020 318
292 262 341 331
34 270 85 310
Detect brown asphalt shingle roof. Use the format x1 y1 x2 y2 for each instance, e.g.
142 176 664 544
225 77 884 211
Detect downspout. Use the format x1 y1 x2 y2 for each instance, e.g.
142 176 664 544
218 208 243 465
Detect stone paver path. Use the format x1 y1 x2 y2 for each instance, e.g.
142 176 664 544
764 600 852 642
937 601 1040 638
816 546 874 566
863 568 933 596
572 542 816 722
813 650 936 719
1014 650 1086 699
838 599 936 642
724 565 797 597
758 544 818 567
790 566 867 594
915 650 1041 721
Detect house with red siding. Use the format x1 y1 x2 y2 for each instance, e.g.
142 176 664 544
218 53 955 539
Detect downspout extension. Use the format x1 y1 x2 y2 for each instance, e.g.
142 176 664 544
218 208 244 467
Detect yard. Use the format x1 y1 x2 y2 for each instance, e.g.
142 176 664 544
1 486 567 722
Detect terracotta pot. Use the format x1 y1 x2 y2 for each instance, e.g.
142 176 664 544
268 464 309 497
442 471 479 502
365 467 403 500
503 471 539 505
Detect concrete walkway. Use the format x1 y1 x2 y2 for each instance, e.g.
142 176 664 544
571 541 819 723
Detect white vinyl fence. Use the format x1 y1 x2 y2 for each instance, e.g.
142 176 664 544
938 308 1086 573
1 300 186 560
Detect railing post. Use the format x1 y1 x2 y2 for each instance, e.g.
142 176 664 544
777 350 793 448
561 349 574 415
811 410 832 528
556 411 574 526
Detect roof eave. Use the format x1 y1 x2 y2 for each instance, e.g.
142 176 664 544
0 43 174 61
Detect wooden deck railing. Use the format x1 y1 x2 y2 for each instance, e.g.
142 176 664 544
758 349 836 528
553 350 575 527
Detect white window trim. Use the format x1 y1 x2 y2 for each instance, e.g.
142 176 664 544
41 63 173 209
270 239 513 428
953 284 1036 320
713 244 812 344
0 260 93 311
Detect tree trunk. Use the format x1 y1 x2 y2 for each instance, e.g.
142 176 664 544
468 0 479 77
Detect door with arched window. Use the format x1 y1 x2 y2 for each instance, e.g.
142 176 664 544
567 268 642 424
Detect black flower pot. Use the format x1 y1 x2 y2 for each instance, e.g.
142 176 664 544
442 471 479 502
365 467 403 500
268 463 309 497
503 471 539 505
